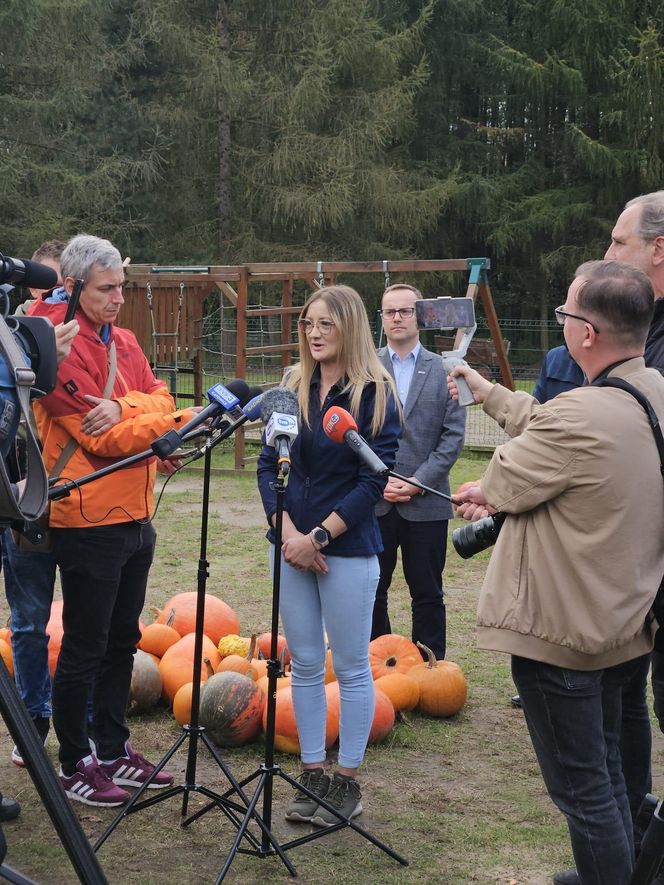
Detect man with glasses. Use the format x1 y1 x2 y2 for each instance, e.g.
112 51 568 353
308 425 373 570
371 283 465 660
450 260 664 884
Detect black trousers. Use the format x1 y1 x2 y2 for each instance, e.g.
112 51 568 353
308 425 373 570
372 509 447 659
51 521 156 770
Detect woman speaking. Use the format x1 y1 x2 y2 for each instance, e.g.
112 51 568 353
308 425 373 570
257 285 400 827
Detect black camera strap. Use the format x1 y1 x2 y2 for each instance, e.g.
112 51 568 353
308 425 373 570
0 316 48 521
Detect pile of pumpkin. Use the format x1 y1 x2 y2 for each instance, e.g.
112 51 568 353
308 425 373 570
39 592 468 753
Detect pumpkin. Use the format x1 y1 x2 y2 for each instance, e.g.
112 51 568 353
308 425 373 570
218 633 252 659
374 672 420 713
265 684 339 754
256 673 292 697
368 687 396 743
216 635 258 679
199 672 264 746
47 600 64 677
155 592 240 645
369 634 422 679
324 648 336 684
129 650 162 713
0 626 11 645
256 631 290 665
171 660 215 725
0 638 13 677
408 643 468 717
139 608 181 658
159 634 221 703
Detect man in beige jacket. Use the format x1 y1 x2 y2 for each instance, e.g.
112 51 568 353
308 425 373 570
450 260 664 885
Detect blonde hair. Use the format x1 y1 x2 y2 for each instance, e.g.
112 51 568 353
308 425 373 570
286 285 398 436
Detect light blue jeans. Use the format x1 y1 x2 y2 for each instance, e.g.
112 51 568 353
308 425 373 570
273 549 379 769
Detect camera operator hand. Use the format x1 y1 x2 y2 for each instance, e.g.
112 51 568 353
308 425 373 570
447 364 493 404
452 480 496 521
54 319 79 364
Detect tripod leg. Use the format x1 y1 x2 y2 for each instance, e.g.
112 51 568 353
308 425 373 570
0 660 108 884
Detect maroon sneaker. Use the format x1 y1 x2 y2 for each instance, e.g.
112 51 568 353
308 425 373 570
60 756 130 807
99 742 174 789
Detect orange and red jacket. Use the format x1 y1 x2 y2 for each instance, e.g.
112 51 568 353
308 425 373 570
30 300 194 528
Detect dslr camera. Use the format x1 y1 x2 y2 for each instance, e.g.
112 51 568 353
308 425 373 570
452 512 506 559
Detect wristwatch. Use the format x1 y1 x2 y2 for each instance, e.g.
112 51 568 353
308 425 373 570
311 525 332 548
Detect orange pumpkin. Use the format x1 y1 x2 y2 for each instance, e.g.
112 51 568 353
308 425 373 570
0 626 11 645
256 631 290 665
408 643 468 717
368 687 395 743
47 600 64 677
199 672 265 746
159 634 221 702
324 648 336 684
0 638 13 677
216 635 258 679
369 634 422 679
155 592 240 645
374 672 420 713
139 608 181 658
265 684 339 754
173 681 199 726
256 673 292 697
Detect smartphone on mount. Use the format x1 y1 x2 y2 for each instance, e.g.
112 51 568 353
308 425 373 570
64 279 84 324
415 296 475 330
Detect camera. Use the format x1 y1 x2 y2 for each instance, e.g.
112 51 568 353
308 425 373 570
452 512 506 559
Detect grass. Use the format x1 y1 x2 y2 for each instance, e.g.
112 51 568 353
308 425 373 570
0 455 661 884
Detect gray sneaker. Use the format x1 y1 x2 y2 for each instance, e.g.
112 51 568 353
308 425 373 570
285 768 330 822
311 772 362 827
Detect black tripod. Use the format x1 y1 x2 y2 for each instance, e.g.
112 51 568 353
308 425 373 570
93 424 287 861
187 467 408 882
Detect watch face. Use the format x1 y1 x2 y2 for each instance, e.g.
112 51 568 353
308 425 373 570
313 527 328 544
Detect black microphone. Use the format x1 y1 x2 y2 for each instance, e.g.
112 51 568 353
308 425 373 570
151 378 250 458
0 254 58 290
259 386 299 476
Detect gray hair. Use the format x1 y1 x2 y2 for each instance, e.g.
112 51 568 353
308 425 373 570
60 234 122 282
625 191 664 242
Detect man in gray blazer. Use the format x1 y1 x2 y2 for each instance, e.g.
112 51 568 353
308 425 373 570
371 283 466 659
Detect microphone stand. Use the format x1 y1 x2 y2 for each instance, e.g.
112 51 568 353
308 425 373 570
93 421 285 861
190 463 408 882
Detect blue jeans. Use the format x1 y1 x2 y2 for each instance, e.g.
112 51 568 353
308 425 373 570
2 529 56 718
51 521 155 769
619 653 652 849
512 654 648 885
275 550 379 769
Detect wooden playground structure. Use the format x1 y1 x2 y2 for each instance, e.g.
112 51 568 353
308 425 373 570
120 258 513 469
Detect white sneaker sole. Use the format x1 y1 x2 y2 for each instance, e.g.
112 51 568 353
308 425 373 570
311 801 362 828
63 788 128 808
110 776 174 789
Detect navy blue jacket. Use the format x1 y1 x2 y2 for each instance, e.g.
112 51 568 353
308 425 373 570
257 374 401 557
533 345 585 404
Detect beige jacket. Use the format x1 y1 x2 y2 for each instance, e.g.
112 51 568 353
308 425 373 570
477 357 664 670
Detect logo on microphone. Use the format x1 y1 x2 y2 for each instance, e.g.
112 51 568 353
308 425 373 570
324 412 340 435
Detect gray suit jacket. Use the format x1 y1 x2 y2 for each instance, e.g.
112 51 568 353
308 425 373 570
376 346 466 521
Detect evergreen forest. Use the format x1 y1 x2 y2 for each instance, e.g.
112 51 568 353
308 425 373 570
1 0 663 322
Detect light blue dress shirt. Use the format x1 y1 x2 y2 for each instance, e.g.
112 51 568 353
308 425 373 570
388 342 421 406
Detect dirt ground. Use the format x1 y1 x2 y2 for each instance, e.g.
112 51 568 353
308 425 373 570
0 471 662 885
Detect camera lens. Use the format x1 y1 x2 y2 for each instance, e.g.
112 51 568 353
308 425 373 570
452 513 506 559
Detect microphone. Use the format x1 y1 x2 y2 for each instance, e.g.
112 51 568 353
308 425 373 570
259 386 299 476
0 254 58 290
322 406 388 475
151 378 250 458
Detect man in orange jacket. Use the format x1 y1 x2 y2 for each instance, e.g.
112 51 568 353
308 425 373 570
31 234 197 807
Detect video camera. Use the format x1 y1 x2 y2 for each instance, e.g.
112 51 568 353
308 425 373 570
0 252 60 525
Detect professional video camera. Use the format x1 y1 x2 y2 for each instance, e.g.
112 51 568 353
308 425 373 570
452 511 506 559
0 252 60 526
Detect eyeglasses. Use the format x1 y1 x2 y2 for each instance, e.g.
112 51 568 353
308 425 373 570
298 318 336 336
380 307 416 320
554 306 600 334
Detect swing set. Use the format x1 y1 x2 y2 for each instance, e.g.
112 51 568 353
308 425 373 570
120 258 513 469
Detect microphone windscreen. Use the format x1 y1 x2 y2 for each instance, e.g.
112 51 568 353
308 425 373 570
223 378 251 406
322 406 357 443
243 389 265 421
259 386 299 423
17 258 58 290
